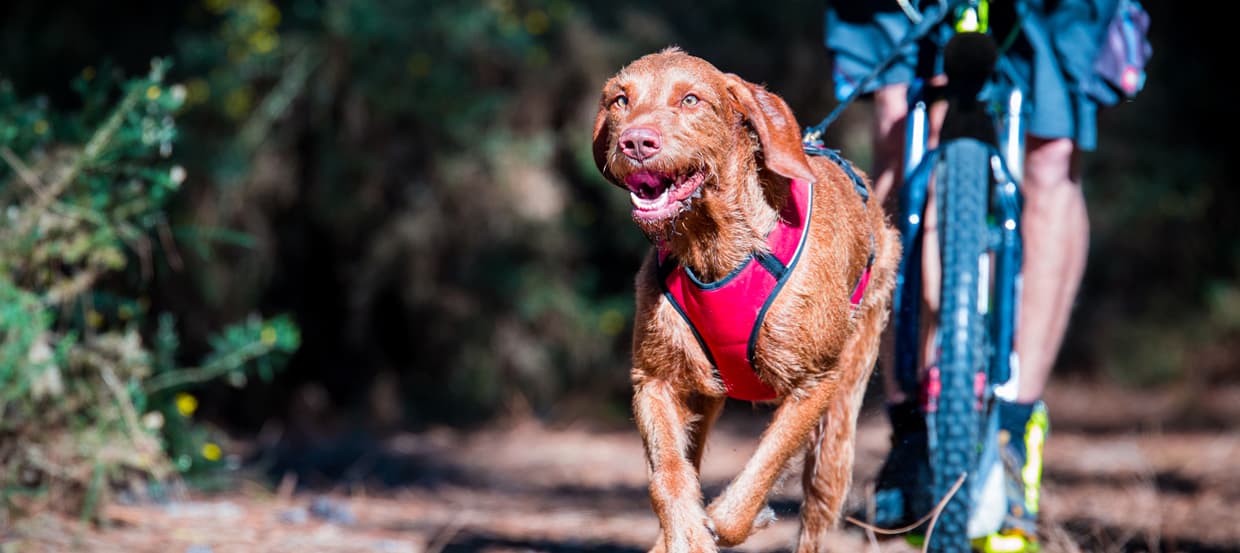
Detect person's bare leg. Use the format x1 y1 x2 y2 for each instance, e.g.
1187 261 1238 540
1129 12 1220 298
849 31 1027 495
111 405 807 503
870 84 909 208
870 84 910 404
1015 136 1089 402
917 98 949 378
872 87 952 402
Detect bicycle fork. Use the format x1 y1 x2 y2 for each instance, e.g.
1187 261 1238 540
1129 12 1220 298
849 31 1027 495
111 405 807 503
990 86 1024 401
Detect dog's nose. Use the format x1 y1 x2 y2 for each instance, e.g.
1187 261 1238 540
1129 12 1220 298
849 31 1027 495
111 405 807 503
619 127 662 161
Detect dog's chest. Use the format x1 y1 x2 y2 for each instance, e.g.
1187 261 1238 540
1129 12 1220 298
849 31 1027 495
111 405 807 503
655 179 815 401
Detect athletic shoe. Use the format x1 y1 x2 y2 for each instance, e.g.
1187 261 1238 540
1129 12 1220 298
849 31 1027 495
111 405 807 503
972 399 1049 553
872 400 933 530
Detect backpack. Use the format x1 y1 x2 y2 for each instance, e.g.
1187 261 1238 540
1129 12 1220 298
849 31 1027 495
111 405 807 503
1093 0 1152 100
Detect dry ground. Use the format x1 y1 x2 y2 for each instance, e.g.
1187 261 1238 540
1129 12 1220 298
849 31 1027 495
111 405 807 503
4 378 1239 553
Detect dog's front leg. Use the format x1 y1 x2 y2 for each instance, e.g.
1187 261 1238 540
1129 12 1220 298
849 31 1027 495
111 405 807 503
706 377 843 546
634 378 718 553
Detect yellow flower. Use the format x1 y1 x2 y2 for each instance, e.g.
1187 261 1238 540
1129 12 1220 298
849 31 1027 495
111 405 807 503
249 30 279 54
255 3 281 28
86 310 104 328
201 442 222 461
224 87 254 120
146 85 162 100
175 392 198 417
261 325 278 346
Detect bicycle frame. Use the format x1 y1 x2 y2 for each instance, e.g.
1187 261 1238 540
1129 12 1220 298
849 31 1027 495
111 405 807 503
893 81 1024 401
804 2 1033 547
890 3 1028 549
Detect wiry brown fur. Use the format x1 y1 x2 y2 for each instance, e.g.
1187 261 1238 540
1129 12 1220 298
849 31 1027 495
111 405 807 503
593 48 900 553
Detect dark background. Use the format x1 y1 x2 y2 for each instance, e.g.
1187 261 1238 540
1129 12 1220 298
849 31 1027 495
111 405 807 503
0 0 1231 449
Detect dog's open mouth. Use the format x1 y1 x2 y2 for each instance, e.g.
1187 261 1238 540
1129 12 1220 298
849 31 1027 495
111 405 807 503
624 170 706 221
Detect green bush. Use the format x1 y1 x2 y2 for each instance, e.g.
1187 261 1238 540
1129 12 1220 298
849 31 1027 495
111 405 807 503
0 59 298 522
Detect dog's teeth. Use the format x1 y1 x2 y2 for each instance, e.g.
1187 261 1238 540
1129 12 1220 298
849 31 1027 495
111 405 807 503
630 191 664 208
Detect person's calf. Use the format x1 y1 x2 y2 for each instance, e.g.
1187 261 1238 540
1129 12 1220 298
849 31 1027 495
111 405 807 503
1015 138 1088 401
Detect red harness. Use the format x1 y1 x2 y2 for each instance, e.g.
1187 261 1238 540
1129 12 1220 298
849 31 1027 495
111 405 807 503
658 177 872 401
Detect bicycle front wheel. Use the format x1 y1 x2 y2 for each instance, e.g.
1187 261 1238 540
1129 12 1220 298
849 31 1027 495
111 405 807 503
927 138 991 553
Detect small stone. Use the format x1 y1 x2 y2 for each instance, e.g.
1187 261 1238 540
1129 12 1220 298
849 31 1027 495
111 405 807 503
279 507 309 524
309 496 356 526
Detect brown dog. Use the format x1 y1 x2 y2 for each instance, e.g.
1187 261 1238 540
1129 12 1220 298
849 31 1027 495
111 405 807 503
592 48 900 552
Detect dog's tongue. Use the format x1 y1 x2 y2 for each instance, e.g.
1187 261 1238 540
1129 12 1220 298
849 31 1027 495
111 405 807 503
624 171 670 199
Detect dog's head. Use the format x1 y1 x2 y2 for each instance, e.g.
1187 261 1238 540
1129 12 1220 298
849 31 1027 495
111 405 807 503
592 48 814 237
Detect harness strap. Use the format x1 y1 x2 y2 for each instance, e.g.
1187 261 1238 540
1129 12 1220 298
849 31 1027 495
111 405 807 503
755 251 788 279
850 253 876 311
654 150 876 402
806 145 877 312
805 145 871 204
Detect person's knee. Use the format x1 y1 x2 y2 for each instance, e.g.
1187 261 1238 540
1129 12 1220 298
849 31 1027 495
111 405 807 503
872 85 908 123
1023 137 1077 192
872 85 908 149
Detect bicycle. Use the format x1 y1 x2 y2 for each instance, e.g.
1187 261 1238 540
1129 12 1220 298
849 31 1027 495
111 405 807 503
804 1 1029 551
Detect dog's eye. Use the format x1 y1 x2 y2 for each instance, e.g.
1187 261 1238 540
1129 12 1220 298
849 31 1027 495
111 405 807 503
682 94 700 107
613 95 628 108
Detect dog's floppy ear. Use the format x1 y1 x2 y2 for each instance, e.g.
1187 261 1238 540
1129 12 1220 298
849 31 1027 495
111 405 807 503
592 88 616 184
724 74 815 184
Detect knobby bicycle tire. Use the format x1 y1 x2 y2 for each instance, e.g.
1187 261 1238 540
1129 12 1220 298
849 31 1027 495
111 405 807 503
927 138 991 553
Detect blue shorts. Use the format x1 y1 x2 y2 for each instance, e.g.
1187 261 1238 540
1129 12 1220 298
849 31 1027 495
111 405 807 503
824 0 1118 151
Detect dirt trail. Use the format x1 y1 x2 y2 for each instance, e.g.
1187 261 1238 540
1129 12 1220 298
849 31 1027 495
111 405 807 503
5 378 1239 552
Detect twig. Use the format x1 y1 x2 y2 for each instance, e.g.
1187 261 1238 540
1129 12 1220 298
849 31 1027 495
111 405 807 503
0 146 46 194
157 217 184 270
426 510 470 553
844 472 967 550
864 491 881 552
237 45 321 154
143 341 270 393
99 365 144 444
42 269 101 306
276 471 298 502
19 82 145 238
124 233 154 282
920 473 967 553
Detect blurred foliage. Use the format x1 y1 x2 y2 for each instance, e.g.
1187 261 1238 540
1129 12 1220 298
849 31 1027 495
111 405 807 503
0 0 1232 484
0 58 299 521
155 0 659 429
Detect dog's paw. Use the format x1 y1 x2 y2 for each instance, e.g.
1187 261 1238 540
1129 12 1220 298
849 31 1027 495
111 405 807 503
650 519 720 553
704 507 746 547
705 502 775 547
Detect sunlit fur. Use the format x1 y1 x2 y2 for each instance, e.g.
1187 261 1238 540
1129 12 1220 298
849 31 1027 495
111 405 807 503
593 48 900 553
